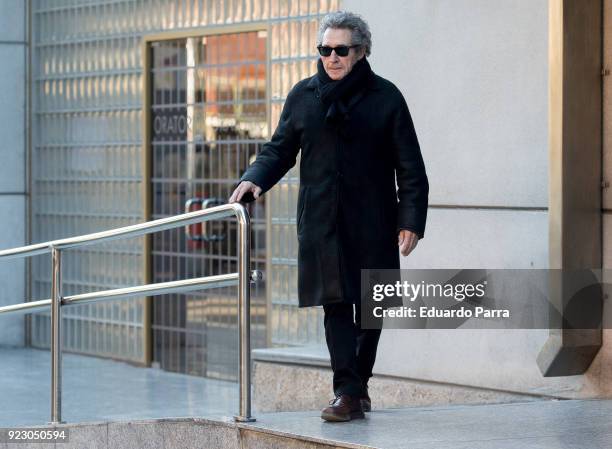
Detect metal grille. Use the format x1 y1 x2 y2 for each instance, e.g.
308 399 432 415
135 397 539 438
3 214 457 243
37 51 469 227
30 0 340 367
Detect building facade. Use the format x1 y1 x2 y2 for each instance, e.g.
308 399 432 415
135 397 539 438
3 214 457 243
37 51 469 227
1 0 611 407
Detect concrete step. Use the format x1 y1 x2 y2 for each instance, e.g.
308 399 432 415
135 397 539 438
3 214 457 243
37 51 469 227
1 416 373 449
3 399 612 449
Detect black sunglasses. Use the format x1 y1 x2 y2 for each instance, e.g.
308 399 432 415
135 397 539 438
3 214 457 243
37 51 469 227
316 45 360 57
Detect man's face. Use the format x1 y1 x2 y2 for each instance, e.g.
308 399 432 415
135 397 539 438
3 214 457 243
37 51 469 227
320 28 365 81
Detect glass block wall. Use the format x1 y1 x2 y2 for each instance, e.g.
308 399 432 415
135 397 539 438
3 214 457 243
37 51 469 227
31 0 148 362
30 0 338 365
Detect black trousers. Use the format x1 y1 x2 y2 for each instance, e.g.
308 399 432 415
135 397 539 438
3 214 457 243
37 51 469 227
323 299 382 398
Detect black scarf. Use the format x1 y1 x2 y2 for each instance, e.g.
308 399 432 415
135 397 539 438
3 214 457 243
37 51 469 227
316 56 373 136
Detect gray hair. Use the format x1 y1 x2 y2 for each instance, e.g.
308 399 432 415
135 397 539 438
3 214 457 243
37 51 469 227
317 11 372 57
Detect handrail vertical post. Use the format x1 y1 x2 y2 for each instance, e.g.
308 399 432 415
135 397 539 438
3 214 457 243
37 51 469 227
234 206 255 422
49 246 64 424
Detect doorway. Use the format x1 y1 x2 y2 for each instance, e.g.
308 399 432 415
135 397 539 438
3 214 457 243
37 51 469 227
146 30 268 380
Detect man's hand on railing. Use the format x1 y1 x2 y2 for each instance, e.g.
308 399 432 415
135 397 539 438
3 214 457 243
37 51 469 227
229 181 262 203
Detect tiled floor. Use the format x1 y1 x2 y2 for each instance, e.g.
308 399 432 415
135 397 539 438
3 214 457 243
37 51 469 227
249 399 612 449
0 346 238 426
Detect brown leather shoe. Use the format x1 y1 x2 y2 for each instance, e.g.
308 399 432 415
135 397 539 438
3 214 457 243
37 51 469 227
321 394 365 422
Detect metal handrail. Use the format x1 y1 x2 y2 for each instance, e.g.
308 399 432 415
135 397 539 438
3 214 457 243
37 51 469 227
0 202 258 424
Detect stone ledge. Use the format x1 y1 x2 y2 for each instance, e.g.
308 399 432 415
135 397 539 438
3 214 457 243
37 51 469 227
253 358 548 413
1 416 370 449
252 345 331 368
6 400 612 449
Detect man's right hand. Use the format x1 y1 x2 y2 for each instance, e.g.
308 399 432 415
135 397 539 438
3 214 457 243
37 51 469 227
229 181 263 203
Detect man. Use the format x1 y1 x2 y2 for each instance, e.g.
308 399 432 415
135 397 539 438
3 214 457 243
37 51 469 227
229 11 428 422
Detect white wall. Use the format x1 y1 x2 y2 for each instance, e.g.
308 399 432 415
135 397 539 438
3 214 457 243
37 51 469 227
340 0 590 397
0 0 27 347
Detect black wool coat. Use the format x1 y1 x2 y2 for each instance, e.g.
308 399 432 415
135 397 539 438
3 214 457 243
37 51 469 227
239 68 429 308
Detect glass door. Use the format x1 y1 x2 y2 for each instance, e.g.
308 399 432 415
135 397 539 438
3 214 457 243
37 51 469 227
148 31 267 380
